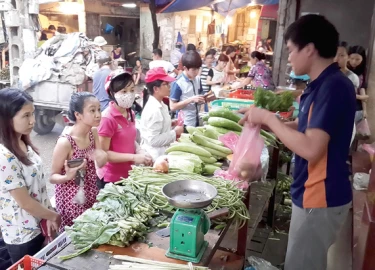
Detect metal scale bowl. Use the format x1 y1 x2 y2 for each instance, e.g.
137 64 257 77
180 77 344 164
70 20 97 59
162 180 217 263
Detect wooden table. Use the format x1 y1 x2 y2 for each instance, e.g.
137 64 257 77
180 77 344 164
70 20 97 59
48 191 251 270
47 145 281 270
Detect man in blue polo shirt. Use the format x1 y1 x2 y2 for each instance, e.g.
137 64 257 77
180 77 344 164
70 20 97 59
239 15 356 269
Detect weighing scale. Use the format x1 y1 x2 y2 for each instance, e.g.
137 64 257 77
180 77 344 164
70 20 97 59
162 180 218 263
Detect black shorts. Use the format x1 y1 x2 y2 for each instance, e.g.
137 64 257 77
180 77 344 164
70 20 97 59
6 233 45 263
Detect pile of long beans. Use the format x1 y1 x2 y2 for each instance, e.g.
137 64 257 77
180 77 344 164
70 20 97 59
116 167 250 229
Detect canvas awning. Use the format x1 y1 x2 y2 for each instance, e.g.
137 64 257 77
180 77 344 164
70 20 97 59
142 0 279 14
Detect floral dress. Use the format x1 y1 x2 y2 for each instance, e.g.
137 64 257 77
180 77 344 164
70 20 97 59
248 61 275 90
55 131 99 232
0 144 52 245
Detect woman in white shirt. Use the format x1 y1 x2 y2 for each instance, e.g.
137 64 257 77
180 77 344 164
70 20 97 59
0 88 61 263
206 54 229 96
334 41 360 146
140 68 184 161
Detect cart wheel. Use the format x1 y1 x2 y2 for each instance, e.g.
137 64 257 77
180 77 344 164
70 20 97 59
33 109 56 135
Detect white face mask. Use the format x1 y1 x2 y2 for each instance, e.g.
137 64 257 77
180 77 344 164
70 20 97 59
114 92 135 108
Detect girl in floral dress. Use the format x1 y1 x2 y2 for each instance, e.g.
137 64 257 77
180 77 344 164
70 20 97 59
0 88 60 263
50 92 107 231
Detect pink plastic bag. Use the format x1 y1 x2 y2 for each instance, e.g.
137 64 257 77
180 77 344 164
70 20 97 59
214 123 264 189
362 143 375 162
229 123 264 180
218 132 239 152
177 111 184 126
357 119 371 137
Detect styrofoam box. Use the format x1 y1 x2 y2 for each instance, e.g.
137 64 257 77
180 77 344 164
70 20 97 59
34 232 71 261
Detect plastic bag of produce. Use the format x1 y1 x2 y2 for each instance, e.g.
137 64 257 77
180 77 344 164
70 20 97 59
356 118 371 137
215 124 264 189
218 132 240 151
177 111 184 126
247 256 278 270
229 123 264 182
362 143 375 162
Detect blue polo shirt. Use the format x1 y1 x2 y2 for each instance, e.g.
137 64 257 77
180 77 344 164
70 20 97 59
292 63 355 208
170 72 202 127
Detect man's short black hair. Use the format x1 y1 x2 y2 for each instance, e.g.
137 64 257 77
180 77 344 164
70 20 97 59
182 51 202 69
284 14 339 59
153 49 162 57
187 43 196 51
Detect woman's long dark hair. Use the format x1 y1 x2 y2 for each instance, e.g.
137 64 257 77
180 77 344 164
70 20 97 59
348 45 367 77
0 88 38 165
107 73 135 122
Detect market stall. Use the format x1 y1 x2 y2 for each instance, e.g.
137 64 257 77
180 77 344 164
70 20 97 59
12 86 297 270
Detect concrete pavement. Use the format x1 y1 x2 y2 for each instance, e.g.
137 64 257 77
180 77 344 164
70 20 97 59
31 125 64 198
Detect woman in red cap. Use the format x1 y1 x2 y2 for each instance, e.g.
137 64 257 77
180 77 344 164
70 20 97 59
140 67 184 161
97 70 152 187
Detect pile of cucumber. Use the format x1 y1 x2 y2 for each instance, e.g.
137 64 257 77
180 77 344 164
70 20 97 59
166 129 232 175
202 108 279 147
165 108 279 175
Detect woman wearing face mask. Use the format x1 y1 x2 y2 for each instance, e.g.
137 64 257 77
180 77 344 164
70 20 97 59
348 45 369 122
0 89 60 263
98 70 153 183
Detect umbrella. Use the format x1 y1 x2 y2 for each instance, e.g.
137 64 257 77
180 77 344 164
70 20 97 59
214 0 279 16
176 31 186 53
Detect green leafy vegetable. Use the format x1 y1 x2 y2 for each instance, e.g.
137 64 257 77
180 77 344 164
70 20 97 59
254 88 294 112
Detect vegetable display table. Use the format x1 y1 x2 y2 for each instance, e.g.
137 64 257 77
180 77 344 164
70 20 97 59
45 190 250 270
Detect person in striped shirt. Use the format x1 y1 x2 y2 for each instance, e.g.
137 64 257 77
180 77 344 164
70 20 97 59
199 49 216 112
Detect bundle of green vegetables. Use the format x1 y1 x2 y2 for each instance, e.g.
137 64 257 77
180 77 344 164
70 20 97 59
254 88 294 112
117 167 250 230
277 171 293 200
240 65 250 74
60 184 156 261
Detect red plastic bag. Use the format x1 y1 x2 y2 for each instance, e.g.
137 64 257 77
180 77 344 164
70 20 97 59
177 111 184 126
357 118 371 137
229 123 264 181
218 132 239 152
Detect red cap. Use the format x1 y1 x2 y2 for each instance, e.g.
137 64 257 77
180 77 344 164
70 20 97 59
145 67 176 83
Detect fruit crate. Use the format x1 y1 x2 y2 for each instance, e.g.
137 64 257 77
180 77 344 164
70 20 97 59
228 89 255 100
7 255 45 270
211 98 254 111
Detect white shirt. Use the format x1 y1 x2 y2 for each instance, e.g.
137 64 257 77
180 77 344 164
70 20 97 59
345 70 360 90
140 96 176 161
170 48 182 66
149 60 176 78
0 144 52 244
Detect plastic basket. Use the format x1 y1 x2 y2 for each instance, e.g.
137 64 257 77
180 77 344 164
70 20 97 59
228 89 255 100
211 98 254 111
274 107 295 119
7 255 45 270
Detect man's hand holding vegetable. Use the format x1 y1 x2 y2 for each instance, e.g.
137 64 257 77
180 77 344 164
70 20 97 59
238 106 329 174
